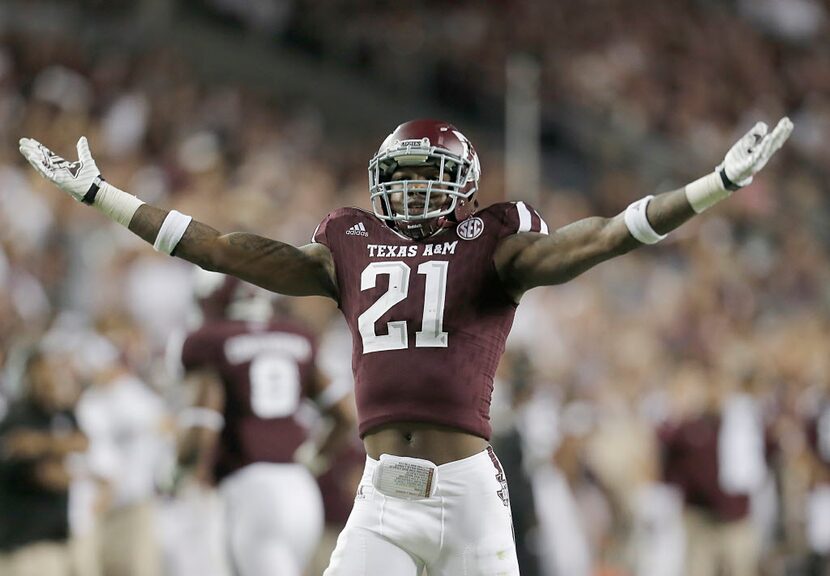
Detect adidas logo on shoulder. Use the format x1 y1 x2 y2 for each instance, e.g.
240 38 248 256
346 222 369 237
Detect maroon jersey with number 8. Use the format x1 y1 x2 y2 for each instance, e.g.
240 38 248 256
313 201 547 440
181 320 318 481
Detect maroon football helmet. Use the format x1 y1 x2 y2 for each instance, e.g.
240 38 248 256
193 269 274 323
368 119 481 239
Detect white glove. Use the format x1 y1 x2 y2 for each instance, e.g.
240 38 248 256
19 136 103 203
686 116 794 213
19 136 145 227
717 116 793 190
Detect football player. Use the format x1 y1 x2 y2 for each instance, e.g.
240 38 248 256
174 269 355 576
20 116 792 575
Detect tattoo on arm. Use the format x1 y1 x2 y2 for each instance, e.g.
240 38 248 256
223 232 338 297
220 233 298 275
127 205 336 298
227 232 288 255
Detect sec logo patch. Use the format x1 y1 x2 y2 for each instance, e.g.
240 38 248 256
457 217 484 240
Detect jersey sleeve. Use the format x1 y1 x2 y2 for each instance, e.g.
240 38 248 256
312 207 367 248
312 212 335 247
499 201 549 236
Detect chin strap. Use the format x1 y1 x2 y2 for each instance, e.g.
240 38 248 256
393 219 441 240
402 222 436 240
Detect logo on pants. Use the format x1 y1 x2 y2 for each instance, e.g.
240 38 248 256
487 446 510 508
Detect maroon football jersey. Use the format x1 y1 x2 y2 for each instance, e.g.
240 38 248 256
181 319 318 481
313 202 547 439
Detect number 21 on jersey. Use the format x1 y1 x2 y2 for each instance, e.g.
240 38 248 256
358 260 449 354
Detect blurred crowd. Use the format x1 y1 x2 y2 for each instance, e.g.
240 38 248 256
279 0 830 169
1 1 829 575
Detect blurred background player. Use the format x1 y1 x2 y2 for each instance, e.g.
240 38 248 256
172 268 355 576
658 364 773 576
72 330 169 576
0 346 87 576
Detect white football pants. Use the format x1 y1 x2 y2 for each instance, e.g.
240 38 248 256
323 447 519 575
220 462 324 576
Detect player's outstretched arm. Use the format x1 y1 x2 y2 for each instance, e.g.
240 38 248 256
19 137 338 299
129 204 337 298
495 117 793 297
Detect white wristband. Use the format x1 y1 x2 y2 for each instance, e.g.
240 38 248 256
93 180 145 227
178 407 225 431
154 210 193 255
624 195 666 244
684 170 732 213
